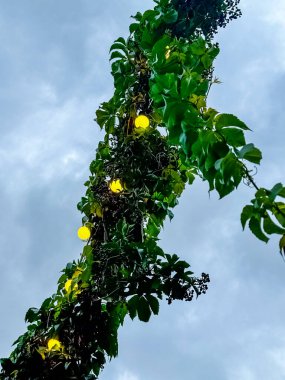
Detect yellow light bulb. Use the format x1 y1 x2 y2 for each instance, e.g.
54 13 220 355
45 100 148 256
109 179 124 193
77 226 91 240
47 338 62 351
134 115 150 130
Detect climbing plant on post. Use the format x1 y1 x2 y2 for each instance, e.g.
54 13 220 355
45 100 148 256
1 0 285 378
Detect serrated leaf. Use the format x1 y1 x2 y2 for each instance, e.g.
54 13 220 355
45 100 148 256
146 294 160 315
215 113 250 130
137 296 151 322
249 217 269 243
238 143 262 164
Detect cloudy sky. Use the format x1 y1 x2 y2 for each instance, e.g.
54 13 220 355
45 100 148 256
0 1 285 379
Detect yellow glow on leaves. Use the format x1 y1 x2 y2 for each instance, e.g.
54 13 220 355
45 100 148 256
64 279 79 294
109 179 124 193
77 226 91 240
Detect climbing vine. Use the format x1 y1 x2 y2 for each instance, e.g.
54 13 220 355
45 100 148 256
1 0 285 379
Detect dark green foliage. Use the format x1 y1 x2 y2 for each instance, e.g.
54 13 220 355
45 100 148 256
170 0 242 38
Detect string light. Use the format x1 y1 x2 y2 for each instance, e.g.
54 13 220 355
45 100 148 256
77 226 91 240
64 268 82 294
109 179 124 193
134 115 150 131
47 338 62 351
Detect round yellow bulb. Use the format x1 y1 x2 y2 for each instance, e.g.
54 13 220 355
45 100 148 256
134 115 150 130
47 338 62 351
77 226 91 240
109 179 124 193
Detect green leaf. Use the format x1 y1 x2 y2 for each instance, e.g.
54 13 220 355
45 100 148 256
263 214 285 235
129 22 139 34
109 42 127 53
163 9 178 24
279 235 285 256
238 144 262 164
141 28 154 49
137 296 151 322
215 113 250 130
273 203 285 227
249 217 269 243
220 128 246 147
240 205 254 229
40 297 53 311
180 72 200 99
146 294 160 315
269 183 285 200
110 51 126 61
25 308 39 323
127 295 139 320
190 37 206 55
201 53 213 69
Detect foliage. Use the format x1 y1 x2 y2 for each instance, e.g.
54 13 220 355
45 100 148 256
1 0 284 379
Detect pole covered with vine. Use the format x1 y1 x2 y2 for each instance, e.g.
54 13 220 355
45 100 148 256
1 0 285 378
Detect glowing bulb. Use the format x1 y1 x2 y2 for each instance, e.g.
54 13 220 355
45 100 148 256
134 115 150 131
77 226 91 240
109 179 124 193
47 338 62 351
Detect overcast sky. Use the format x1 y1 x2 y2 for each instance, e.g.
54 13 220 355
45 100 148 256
0 1 285 379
